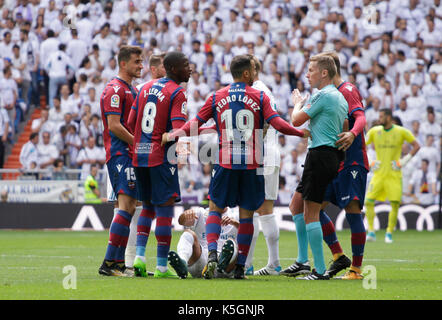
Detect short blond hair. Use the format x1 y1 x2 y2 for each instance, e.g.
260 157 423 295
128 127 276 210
317 51 341 77
309 54 337 79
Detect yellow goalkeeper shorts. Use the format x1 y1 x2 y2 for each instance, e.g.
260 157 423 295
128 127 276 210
366 173 402 202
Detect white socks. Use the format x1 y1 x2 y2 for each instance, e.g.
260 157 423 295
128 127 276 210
125 206 142 268
259 213 280 269
177 231 195 263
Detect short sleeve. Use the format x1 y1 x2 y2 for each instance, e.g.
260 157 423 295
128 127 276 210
170 90 188 122
102 85 125 116
196 94 214 123
402 127 416 144
303 92 324 119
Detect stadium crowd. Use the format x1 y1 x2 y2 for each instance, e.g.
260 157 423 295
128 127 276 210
0 0 440 205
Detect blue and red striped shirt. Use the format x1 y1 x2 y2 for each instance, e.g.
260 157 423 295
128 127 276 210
128 77 187 167
100 77 138 163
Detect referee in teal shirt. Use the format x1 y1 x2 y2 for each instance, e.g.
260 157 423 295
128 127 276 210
287 54 348 280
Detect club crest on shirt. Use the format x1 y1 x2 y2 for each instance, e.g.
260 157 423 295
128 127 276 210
110 94 120 108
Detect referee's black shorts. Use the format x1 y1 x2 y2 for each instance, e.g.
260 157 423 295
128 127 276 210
296 146 344 204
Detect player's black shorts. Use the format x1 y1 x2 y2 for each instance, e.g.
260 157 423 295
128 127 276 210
296 146 344 204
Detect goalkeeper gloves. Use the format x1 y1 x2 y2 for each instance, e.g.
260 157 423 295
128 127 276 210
370 160 381 172
391 154 412 171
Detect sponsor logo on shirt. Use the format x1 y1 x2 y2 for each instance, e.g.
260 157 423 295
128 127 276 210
135 142 153 154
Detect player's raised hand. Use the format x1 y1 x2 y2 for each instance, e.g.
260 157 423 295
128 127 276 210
336 131 355 151
291 89 309 107
180 209 198 227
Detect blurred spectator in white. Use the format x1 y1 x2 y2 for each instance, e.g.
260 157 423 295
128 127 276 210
19 132 39 170
19 27 39 109
410 120 425 147
68 81 83 111
48 96 64 126
84 87 100 116
76 135 106 180
392 18 417 58
187 71 210 99
0 65 17 137
406 159 438 205
0 106 10 168
395 71 412 105
11 44 30 108
39 30 59 92
420 107 441 138
365 97 381 130
76 11 94 44
45 43 74 108
0 31 14 60
85 0 103 23
415 134 441 175
202 51 220 91
31 107 55 138
37 130 59 171
406 83 427 116
271 72 291 117
59 84 78 119
92 23 117 65
187 89 205 120
102 57 118 83
52 125 69 165
65 124 82 168
395 50 416 87
66 29 88 71
56 112 78 134
395 98 416 130
411 60 429 89
381 80 395 110
89 114 103 148
422 71 441 116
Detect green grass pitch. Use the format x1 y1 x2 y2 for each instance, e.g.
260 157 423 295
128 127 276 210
0 229 441 300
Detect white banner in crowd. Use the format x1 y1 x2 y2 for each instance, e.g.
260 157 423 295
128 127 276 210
0 181 83 203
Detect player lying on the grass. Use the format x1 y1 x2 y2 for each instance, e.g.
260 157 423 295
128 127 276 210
168 207 240 279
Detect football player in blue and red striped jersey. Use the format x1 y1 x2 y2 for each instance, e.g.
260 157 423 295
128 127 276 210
98 45 143 277
127 51 192 278
163 54 309 279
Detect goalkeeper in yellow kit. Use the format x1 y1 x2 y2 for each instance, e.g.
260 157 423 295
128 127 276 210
365 109 420 243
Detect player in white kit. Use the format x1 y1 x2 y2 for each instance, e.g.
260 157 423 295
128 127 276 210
168 207 240 279
244 56 282 276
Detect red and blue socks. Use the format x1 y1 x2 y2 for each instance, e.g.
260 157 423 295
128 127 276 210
319 210 344 261
136 204 156 258
155 205 173 271
206 211 222 252
105 210 133 265
237 218 254 266
346 213 366 271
